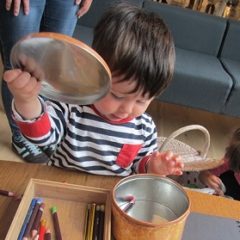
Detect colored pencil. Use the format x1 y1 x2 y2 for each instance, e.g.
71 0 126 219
22 198 42 240
18 198 37 240
85 203 96 240
51 206 62 240
0 189 15 197
93 205 101 240
90 203 96 240
32 234 39 240
38 219 47 240
83 204 90 240
122 197 135 213
44 229 51 240
31 202 45 238
98 205 105 240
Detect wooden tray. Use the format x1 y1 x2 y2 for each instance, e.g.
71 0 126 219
5 178 111 240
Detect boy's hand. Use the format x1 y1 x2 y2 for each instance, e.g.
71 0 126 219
199 171 224 196
147 151 184 176
3 69 41 103
3 69 42 120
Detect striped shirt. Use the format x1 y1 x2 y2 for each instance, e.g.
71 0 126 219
13 99 158 176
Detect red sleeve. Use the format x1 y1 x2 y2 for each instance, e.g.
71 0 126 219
15 112 51 138
210 160 229 177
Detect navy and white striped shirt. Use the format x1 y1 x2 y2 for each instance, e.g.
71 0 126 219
14 100 158 176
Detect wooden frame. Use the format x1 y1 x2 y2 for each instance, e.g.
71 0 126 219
5 178 112 240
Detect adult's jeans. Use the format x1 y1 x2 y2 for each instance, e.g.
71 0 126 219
0 0 78 138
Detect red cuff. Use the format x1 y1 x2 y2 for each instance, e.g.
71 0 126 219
16 112 51 138
138 156 151 173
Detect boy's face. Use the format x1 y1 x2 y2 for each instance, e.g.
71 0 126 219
93 75 153 122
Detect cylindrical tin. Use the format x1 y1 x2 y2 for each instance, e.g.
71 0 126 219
112 174 190 240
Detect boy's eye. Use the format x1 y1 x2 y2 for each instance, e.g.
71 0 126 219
111 92 124 100
137 100 147 104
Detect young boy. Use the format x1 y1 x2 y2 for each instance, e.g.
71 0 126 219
3 3 183 177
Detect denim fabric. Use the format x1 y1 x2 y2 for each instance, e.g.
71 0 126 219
0 0 78 138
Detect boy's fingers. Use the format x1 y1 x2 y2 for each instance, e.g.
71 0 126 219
23 76 40 93
151 151 158 158
174 170 183 176
164 151 173 160
9 71 31 89
3 69 22 83
209 179 220 190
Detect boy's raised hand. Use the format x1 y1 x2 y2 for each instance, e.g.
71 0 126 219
4 69 41 103
147 151 184 176
3 69 42 120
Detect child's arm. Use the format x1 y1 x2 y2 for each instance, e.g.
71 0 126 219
199 170 224 195
146 151 184 176
3 69 42 119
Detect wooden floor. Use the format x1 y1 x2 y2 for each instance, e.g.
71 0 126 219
0 99 239 163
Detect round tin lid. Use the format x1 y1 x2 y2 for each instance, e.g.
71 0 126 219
10 32 111 104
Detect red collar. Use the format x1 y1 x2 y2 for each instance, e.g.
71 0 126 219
91 105 133 124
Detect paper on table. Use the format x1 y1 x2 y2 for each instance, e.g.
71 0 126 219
182 212 240 240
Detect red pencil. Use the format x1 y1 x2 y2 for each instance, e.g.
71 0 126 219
38 219 47 240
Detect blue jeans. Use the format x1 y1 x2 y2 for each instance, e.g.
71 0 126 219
0 0 78 138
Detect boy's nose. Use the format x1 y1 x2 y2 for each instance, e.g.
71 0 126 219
119 102 134 115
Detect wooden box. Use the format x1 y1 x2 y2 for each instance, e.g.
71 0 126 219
6 178 112 240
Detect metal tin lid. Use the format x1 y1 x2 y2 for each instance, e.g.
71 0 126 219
10 32 111 104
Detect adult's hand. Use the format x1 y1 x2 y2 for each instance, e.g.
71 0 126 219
5 0 30 16
75 0 93 18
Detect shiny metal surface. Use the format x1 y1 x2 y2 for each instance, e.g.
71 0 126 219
10 32 111 104
113 175 189 223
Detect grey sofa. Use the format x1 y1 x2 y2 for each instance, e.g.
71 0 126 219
219 19 240 117
73 0 240 118
73 0 144 46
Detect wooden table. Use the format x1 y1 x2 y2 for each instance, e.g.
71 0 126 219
0 161 240 239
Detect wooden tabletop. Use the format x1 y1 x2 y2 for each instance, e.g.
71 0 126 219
0 161 239 239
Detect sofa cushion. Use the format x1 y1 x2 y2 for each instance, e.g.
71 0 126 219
219 20 240 117
221 59 240 117
157 48 233 113
143 0 227 56
76 0 144 28
220 20 240 61
73 25 93 46
74 0 144 46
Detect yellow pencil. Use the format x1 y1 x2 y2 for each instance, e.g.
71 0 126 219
86 203 96 240
84 204 90 240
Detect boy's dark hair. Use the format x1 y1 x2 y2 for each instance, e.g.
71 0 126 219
92 3 175 98
225 128 240 172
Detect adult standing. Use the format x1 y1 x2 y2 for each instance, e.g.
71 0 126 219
0 0 93 163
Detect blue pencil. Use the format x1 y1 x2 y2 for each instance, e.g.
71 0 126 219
17 198 37 240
